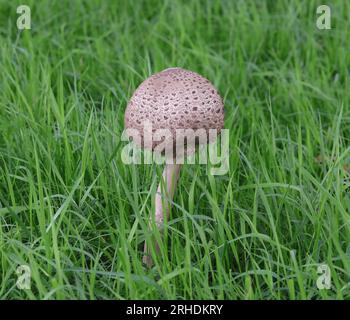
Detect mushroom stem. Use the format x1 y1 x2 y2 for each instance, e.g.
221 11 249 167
143 163 181 267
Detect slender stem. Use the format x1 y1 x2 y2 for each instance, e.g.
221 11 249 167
143 163 181 267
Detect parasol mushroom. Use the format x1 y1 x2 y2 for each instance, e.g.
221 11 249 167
124 67 224 267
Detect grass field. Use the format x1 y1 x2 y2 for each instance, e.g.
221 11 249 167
1 0 350 299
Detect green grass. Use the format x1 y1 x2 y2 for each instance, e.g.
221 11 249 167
1 0 350 299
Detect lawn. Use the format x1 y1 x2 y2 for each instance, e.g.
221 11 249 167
0 0 350 299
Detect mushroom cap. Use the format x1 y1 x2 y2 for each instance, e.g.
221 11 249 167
124 67 224 152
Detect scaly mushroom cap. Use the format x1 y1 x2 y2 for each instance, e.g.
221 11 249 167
124 67 224 152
